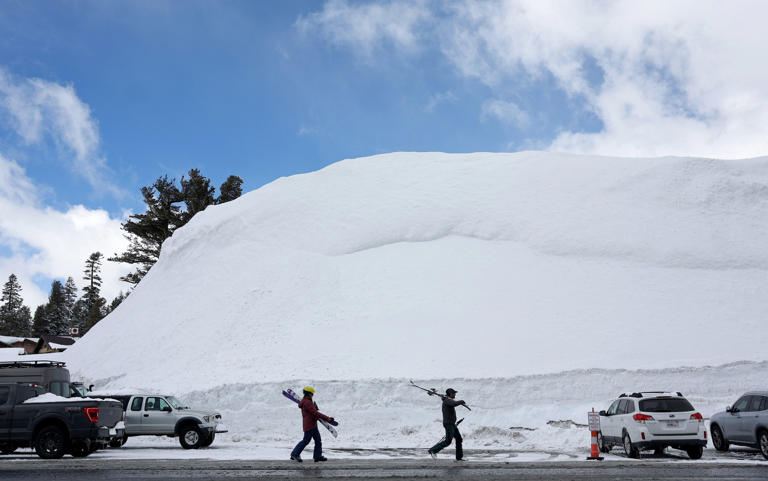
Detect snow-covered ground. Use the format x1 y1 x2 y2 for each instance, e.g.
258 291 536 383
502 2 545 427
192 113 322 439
3 151 767 460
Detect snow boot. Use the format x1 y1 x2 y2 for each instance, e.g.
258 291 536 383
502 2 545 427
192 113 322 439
290 455 302 463
314 456 328 462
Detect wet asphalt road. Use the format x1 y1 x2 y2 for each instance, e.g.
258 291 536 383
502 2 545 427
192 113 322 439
1 458 767 481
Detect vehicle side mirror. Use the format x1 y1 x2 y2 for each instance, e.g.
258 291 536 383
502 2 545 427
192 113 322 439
163 406 172 412
726 405 733 413
599 410 607 416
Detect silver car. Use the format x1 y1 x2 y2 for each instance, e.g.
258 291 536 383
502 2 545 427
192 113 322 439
710 391 768 459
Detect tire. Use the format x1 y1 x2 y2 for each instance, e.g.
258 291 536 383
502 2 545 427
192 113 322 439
597 432 610 453
686 445 703 460
622 431 639 459
70 440 91 458
200 432 215 448
34 425 68 459
179 424 203 449
0 443 16 455
711 424 729 452
109 435 127 448
759 430 768 460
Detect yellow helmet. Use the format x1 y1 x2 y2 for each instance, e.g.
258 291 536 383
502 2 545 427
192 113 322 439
303 386 315 394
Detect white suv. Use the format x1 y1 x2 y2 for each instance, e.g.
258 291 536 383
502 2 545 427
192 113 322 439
597 392 707 459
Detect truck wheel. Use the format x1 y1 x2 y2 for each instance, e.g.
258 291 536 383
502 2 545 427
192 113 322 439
711 425 729 452
0 443 16 455
34 426 68 459
686 446 703 460
201 432 215 448
70 440 91 458
179 425 203 449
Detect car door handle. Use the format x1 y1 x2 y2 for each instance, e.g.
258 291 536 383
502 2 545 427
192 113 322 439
144 414 149 417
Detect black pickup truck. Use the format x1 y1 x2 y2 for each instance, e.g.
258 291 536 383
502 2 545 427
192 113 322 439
0 382 123 458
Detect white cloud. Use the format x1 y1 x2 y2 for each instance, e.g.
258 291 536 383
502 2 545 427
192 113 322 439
0 153 130 309
424 91 458 113
296 0 431 58
301 0 768 159
0 68 124 195
481 99 529 127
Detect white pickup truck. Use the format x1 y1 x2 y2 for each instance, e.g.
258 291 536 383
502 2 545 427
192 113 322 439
90 392 228 449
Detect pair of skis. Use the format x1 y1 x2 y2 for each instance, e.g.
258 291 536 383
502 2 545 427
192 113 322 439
409 380 471 411
282 389 339 438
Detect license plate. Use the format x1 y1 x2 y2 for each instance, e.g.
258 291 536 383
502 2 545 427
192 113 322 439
666 420 679 428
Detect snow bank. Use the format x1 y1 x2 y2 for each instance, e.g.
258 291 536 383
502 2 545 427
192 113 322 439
177 361 767 453
62 151 768 391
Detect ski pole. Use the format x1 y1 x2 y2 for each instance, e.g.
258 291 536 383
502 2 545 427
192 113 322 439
409 380 471 410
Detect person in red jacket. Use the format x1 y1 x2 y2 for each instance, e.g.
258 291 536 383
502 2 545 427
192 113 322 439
290 386 335 462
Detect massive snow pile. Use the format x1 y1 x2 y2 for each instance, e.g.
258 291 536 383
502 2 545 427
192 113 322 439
64 151 768 393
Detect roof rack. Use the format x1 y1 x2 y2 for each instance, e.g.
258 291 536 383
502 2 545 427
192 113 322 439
0 360 67 369
618 391 684 398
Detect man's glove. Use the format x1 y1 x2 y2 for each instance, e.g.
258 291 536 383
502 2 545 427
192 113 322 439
460 400 466 405
329 417 335 423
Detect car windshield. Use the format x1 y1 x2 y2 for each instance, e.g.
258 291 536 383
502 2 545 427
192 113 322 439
72 385 88 397
166 396 186 409
639 397 694 413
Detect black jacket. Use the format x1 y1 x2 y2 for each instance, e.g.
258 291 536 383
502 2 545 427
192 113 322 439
442 397 463 425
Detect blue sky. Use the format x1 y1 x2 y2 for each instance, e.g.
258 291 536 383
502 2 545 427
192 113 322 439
1 0 767 307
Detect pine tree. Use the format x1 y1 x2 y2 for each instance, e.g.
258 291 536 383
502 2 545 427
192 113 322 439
42 280 68 335
31 305 46 337
181 168 216 222
110 171 243 286
63 277 78 333
105 291 129 315
82 252 106 333
7 306 32 337
71 299 88 335
0 274 24 335
216 175 243 204
109 175 184 286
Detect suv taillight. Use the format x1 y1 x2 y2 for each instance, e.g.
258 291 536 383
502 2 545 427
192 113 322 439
633 413 654 422
690 412 703 421
84 407 99 423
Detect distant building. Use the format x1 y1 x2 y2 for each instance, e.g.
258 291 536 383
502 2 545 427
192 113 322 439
33 335 76 354
0 336 38 354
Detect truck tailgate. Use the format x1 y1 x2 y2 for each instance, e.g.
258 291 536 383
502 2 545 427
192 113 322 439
96 400 123 428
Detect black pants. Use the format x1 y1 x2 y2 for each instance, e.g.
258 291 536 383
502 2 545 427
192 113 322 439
430 423 463 460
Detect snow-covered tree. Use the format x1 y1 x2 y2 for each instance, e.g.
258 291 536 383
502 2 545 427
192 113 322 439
43 280 69 335
63 276 78 330
31 305 46 336
0 274 24 335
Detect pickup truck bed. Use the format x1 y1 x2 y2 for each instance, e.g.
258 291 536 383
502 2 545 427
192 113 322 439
0 383 123 458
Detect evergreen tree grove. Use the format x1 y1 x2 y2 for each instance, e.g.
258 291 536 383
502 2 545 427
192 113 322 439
109 170 244 286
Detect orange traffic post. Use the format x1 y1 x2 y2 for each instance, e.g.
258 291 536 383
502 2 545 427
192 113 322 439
587 408 604 460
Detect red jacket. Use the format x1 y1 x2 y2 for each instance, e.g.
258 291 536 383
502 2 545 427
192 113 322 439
298 398 332 432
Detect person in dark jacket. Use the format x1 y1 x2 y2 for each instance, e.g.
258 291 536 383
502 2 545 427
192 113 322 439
290 386 335 462
428 388 465 460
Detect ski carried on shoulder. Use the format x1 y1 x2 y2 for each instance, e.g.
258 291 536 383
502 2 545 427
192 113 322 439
409 380 471 410
282 389 339 438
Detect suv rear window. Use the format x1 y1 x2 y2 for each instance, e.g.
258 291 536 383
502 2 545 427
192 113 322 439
639 397 694 413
